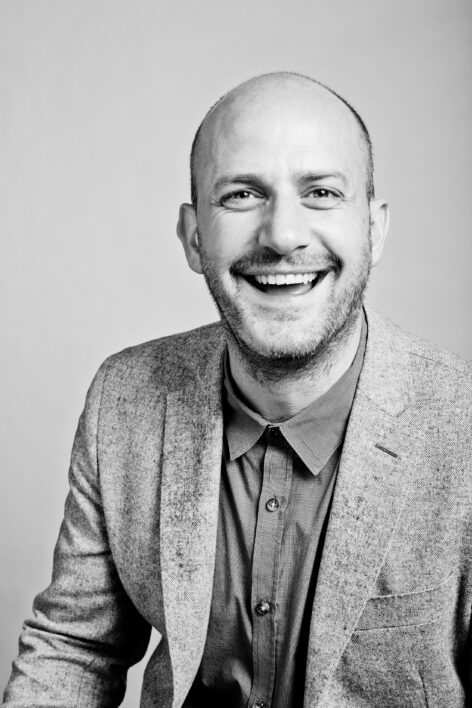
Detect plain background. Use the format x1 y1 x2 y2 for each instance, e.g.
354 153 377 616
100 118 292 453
1 0 471 704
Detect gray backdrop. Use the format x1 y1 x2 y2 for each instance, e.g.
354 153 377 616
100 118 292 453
1 0 471 704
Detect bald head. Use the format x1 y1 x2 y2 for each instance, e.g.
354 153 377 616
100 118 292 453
190 72 374 209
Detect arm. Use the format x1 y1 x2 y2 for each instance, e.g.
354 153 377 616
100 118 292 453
3 361 152 707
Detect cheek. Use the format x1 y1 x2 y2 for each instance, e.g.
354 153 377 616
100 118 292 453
328 219 371 262
201 219 257 267
198 234 237 280
201 240 237 271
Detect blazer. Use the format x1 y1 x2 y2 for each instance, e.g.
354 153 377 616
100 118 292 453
3 309 472 708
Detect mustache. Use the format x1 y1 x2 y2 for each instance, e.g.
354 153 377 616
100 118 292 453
229 248 341 274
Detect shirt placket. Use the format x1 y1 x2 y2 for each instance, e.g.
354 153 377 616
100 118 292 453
247 426 293 708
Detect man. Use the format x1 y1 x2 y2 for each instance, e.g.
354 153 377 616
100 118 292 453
3 72 472 707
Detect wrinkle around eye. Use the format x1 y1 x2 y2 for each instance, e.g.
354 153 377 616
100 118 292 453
301 190 343 209
220 190 264 210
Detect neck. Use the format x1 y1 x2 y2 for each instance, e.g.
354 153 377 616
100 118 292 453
226 313 364 422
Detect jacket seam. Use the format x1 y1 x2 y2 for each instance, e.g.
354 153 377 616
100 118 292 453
409 350 470 375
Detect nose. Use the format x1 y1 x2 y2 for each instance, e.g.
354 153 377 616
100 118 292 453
257 197 311 255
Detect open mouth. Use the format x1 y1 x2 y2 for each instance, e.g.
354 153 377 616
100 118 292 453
241 271 328 296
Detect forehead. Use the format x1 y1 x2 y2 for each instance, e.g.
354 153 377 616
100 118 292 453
198 83 367 187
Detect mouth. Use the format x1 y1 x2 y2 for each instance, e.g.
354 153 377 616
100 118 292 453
240 270 329 296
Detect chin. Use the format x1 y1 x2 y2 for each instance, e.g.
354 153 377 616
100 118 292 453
223 318 338 380
243 327 326 360
225 298 364 378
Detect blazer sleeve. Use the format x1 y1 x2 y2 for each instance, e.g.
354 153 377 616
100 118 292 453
2 359 152 708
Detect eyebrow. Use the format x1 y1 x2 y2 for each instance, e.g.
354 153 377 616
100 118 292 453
212 171 348 192
297 171 348 187
213 174 265 192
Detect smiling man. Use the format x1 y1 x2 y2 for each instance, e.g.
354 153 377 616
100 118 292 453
3 73 472 708
178 74 387 419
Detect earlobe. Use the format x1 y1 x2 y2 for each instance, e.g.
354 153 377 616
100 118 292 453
176 203 203 274
369 200 390 267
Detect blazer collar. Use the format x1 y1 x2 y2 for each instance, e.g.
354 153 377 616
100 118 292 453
304 308 416 706
159 335 226 708
356 307 412 417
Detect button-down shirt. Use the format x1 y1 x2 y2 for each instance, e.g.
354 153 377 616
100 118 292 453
184 319 367 708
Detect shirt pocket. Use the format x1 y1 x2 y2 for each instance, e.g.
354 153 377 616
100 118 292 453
355 572 454 631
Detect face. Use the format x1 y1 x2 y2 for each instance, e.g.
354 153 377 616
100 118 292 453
178 84 388 366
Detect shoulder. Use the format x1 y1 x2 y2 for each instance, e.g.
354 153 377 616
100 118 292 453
106 321 224 368
90 321 226 399
365 308 472 405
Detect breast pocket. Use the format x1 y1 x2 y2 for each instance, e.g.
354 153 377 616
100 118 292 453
355 572 454 630
336 574 465 707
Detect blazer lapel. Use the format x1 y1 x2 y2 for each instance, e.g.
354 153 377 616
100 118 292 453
160 342 225 708
304 310 417 706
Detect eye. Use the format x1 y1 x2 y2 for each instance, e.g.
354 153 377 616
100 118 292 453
302 187 342 209
220 190 262 210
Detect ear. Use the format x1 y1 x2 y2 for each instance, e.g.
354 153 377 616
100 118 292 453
369 199 390 267
176 203 203 274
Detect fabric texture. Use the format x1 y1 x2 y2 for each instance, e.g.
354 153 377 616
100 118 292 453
3 308 472 708
184 318 366 708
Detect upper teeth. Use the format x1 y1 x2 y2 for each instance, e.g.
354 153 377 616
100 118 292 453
253 273 317 285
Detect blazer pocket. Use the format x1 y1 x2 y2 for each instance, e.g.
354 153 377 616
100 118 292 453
355 573 454 630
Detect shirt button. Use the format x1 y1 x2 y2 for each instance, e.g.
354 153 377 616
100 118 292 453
254 702 267 708
255 600 271 616
266 497 279 512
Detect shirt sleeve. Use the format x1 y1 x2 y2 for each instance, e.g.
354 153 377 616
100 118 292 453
2 359 152 707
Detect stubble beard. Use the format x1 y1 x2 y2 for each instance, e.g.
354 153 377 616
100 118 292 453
199 240 372 383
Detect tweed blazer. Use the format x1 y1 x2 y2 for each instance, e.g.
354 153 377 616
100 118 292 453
3 309 472 708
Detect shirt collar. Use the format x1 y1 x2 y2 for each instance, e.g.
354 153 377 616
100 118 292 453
223 313 367 475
